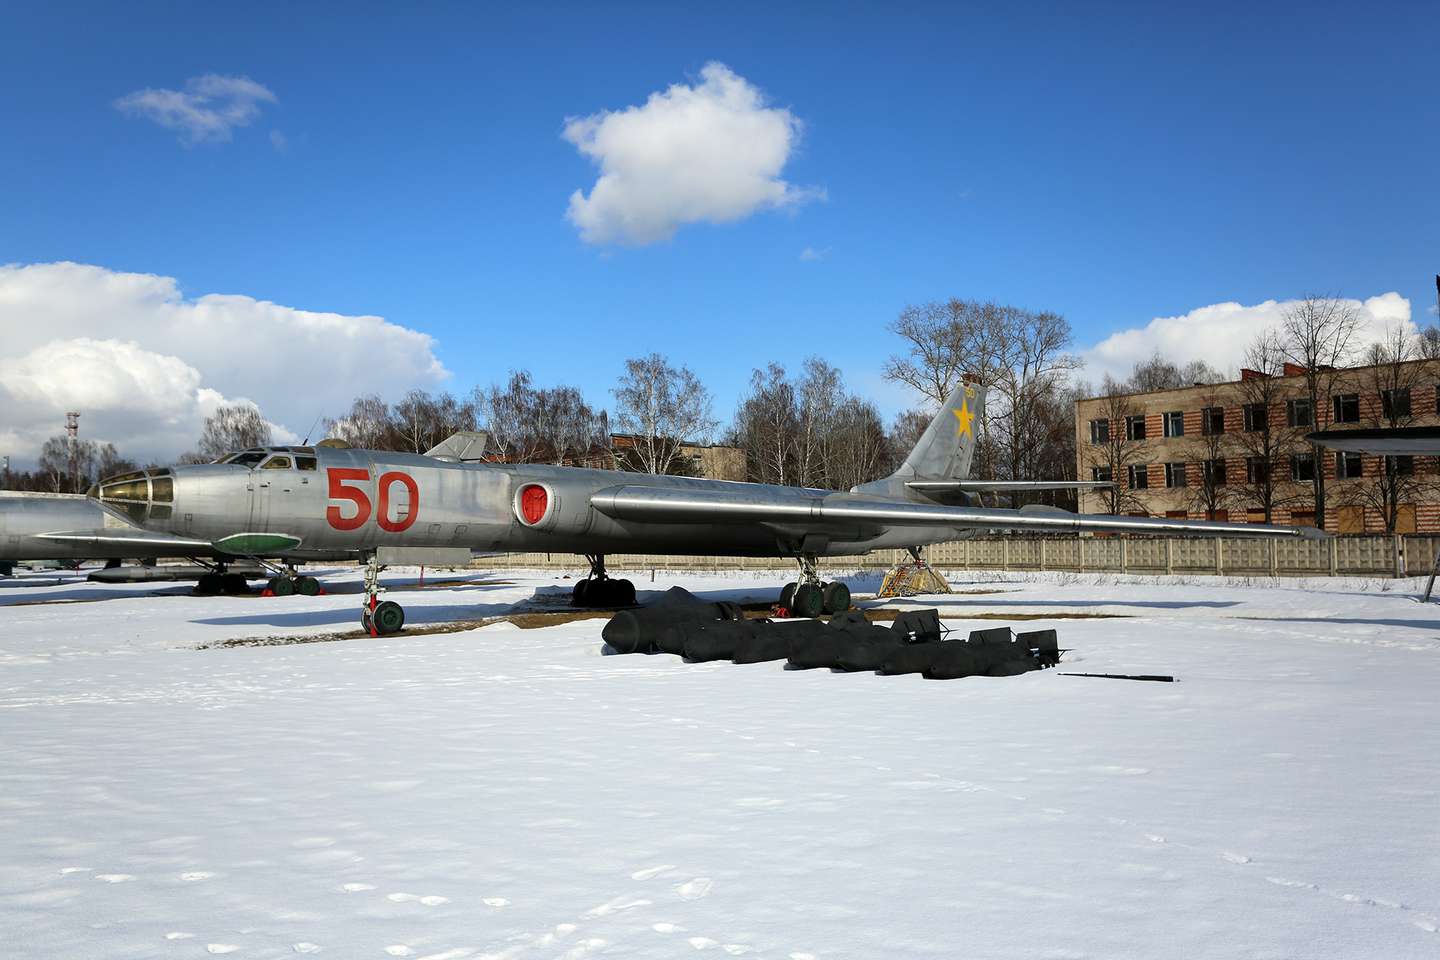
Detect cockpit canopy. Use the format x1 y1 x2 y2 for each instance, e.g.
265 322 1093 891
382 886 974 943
92 467 176 523
216 446 317 471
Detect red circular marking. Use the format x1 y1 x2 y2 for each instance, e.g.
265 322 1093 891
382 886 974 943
520 484 548 525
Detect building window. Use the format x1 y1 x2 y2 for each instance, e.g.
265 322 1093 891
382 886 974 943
1247 456 1269 484
1201 406 1225 435
1164 462 1188 488
1286 399 1312 428
1290 453 1315 482
1243 403 1268 432
1089 418 1109 444
1126 415 1147 441
1163 411 1184 437
1127 463 1149 489
1332 393 1360 424
1387 455 1415 476
1381 388 1411 419
1092 466 1112 482
1335 451 1363 479
1203 458 1227 486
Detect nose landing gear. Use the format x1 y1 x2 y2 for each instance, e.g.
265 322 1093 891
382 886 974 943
360 552 406 636
571 554 636 607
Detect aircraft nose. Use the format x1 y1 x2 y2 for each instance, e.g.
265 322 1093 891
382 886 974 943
92 467 177 526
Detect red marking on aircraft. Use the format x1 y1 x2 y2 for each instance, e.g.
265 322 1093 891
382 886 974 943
376 471 419 533
520 484 548 525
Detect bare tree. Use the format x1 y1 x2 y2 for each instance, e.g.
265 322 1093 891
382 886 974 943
326 394 396 449
796 358 843 487
1417 325 1440 360
824 396 890 491
1079 378 1148 515
991 308 1082 501
38 435 97 492
195 404 273 461
731 363 798 485
1277 294 1363 520
96 443 136 481
1127 352 1226 392
1232 334 1303 523
1334 328 1436 533
1184 391 1235 520
613 353 716 475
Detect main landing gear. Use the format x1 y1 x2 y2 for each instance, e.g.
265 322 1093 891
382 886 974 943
572 554 636 607
360 552 406 636
265 568 322 597
777 554 850 618
193 562 253 596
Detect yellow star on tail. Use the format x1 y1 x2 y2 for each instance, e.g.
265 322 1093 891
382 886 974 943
953 397 974 438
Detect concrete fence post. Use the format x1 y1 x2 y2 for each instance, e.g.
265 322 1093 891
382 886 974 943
1002 539 1010 571
1078 537 1086 573
1120 538 1128 574
1268 539 1278 577
1165 539 1174 575
1394 535 1404 578
1329 538 1339 576
1216 539 1224 577
1040 539 1047 571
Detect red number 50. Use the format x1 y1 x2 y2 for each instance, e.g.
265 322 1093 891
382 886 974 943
326 468 372 531
326 468 419 533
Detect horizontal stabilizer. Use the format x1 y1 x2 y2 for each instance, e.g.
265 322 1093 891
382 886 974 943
35 529 216 551
906 480 1115 492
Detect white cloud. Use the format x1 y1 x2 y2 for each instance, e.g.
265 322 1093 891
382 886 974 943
115 74 276 144
269 129 288 152
0 262 447 464
799 246 828 262
1080 292 1414 385
562 62 822 245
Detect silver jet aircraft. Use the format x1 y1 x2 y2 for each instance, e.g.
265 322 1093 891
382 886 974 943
75 383 1318 634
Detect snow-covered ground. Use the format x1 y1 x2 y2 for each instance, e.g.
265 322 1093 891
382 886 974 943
2 566 1438 959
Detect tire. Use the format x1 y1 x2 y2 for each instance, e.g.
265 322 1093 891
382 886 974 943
270 575 296 597
294 575 321 596
572 579 591 607
611 579 636 606
361 610 374 635
791 583 824 618
372 600 405 635
222 573 251 595
822 581 851 614
194 573 221 596
778 582 797 610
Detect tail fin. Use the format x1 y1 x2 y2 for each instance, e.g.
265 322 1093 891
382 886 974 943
852 381 983 495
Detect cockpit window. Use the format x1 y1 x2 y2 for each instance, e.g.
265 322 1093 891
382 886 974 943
260 455 292 470
296 455 317 471
228 451 266 468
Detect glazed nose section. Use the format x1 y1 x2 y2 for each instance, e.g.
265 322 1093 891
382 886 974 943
91 467 177 526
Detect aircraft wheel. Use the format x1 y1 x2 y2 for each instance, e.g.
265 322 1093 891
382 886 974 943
361 609 374 635
222 573 251 595
610 579 636 606
270 575 296 597
372 600 405 635
791 583 824 618
294 575 321 596
572 579 592 607
194 573 221 596
822 581 851 614
778 582 797 610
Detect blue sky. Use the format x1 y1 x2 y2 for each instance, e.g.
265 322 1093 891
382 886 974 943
2 1 1437 457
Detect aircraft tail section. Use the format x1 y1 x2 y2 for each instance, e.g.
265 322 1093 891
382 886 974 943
852 381 983 497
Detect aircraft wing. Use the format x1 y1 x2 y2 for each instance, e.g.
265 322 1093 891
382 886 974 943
1306 426 1440 456
590 485 1323 539
33 529 217 552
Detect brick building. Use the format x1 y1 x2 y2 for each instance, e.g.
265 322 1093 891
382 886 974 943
1073 358 1440 533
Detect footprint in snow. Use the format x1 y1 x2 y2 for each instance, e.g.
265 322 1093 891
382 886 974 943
340 882 375 892
292 944 321 954
689 938 718 950
207 946 239 955
653 923 686 933
676 878 713 901
631 864 676 881
291 837 336 849
180 871 216 882
59 867 90 875
1221 852 1252 864
586 896 651 918
384 948 413 958
165 932 194 941
482 897 510 907
387 892 449 905
96 874 134 883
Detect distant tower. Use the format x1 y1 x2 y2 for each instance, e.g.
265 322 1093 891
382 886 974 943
65 411 81 493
